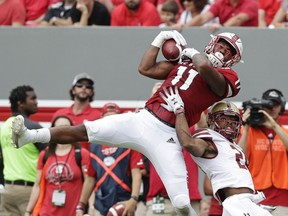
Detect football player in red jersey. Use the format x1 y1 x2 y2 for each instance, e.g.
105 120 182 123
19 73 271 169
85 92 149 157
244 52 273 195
12 30 242 216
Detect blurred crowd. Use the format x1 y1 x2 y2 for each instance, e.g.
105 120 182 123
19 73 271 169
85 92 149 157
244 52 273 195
1 0 288 30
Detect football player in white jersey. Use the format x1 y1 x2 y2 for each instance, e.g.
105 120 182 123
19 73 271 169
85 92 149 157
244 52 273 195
160 86 272 216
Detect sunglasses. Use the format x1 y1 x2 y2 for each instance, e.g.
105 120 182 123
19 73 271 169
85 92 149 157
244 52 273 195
75 83 93 89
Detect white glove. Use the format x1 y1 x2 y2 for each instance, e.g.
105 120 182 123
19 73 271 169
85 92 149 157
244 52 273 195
181 48 200 60
206 52 224 68
160 87 185 114
151 30 187 48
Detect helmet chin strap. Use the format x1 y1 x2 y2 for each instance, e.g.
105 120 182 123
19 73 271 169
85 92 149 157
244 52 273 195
207 52 224 68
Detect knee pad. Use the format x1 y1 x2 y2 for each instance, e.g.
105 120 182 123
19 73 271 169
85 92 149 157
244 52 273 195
172 195 197 216
172 194 190 209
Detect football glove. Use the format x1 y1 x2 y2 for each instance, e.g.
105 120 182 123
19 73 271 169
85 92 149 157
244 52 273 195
151 30 187 48
181 48 200 60
160 86 185 114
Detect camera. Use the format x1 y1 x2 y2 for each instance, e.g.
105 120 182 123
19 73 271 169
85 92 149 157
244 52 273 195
242 98 275 127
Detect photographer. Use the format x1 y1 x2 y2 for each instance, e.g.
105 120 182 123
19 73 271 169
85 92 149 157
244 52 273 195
238 89 288 215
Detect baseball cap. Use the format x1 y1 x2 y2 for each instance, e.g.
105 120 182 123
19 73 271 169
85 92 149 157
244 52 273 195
262 89 283 105
72 73 94 86
102 102 121 116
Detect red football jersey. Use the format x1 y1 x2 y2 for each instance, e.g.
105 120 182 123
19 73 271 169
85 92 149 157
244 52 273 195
145 61 240 127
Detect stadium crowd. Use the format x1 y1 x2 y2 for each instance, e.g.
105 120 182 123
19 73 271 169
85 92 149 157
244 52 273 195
1 0 288 29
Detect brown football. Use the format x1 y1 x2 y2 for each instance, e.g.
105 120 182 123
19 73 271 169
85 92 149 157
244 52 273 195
161 39 185 61
107 203 125 216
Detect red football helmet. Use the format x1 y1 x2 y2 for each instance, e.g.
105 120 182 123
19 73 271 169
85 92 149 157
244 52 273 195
204 32 243 68
207 101 242 140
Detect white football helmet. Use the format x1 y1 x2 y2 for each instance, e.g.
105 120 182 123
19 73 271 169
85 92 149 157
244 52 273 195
204 32 243 68
207 101 242 140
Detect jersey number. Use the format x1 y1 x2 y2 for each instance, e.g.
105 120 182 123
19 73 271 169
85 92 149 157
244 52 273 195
171 66 197 90
230 145 247 169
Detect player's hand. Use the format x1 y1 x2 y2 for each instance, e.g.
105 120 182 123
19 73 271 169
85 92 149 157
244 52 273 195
181 48 200 60
151 30 187 48
206 52 224 68
160 86 184 114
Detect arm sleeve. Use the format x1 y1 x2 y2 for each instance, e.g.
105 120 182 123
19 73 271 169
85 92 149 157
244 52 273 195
130 150 144 169
81 148 90 166
217 68 241 98
87 158 97 177
208 0 221 17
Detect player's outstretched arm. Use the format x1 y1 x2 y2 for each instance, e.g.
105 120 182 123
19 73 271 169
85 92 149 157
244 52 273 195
175 113 207 157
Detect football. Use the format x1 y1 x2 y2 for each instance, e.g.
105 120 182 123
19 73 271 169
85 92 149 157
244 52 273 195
161 39 185 62
107 203 125 216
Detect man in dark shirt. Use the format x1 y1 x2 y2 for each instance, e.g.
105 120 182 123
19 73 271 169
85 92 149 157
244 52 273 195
70 0 110 26
41 0 75 26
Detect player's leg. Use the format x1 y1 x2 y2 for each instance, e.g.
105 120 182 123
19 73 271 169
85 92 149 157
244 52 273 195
84 111 150 151
144 129 197 216
222 194 272 216
12 111 141 149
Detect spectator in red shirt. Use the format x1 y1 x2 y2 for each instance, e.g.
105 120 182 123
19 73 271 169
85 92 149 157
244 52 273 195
258 0 281 27
0 0 26 26
179 0 258 32
268 0 288 28
111 0 161 26
98 0 158 14
21 0 60 26
51 73 102 150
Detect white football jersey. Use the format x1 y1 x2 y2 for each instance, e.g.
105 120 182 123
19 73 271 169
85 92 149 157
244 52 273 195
191 128 255 200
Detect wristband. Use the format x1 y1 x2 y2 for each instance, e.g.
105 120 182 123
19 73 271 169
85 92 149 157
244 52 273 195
151 35 164 48
188 48 200 59
76 202 86 212
131 195 139 201
175 108 185 115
